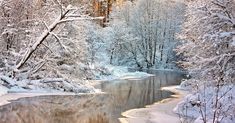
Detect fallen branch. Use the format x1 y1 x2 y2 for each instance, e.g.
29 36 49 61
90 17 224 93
29 78 65 84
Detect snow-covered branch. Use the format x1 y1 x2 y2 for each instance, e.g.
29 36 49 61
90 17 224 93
58 17 104 24
15 5 102 70
29 78 65 84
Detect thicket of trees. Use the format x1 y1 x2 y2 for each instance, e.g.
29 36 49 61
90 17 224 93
0 0 186 92
175 0 235 122
0 0 99 92
89 0 185 69
1 0 234 122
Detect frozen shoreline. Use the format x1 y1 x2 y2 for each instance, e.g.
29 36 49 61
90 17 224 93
0 69 152 107
0 92 78 107
119 85 188 123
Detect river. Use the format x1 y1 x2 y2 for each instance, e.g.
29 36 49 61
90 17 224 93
0 70 185 123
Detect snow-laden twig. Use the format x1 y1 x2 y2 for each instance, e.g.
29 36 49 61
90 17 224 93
49 32 67 50
58 17 104 24
31 61 46 74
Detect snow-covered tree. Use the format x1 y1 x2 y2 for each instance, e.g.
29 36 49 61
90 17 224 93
96 0 185 69
0 0 98 92
176 0 235 122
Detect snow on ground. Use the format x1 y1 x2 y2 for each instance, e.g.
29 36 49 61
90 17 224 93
0 75 96 95
96 65 152 80
0 85 8 96
120 86 188 123
0 92 78 106
0 65 150 97
174 84 235 123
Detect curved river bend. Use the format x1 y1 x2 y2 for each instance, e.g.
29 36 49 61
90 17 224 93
0 70 185 123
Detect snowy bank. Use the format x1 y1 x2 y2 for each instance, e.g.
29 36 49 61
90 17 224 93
0 65 151 96
174 85 235 123
120 86 188 123
0 85 8 96
95 65 152 80
0 75 96 95
0 92 78 106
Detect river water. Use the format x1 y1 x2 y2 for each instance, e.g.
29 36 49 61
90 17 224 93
0 70 185 123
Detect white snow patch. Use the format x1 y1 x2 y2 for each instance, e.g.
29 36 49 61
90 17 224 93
98 65 152 80
0 75 95 94
0 85 8 96
174 85 235 123
231 36 235 46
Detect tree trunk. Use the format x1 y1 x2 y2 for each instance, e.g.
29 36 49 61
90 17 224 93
15 9 70 69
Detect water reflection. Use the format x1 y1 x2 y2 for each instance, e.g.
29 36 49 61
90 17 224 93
0 70 185 123
98 70 184 121
0 94 111 123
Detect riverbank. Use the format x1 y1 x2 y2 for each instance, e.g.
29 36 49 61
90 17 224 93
0 72 152 107
0 70 186 123
120 85 188 123
0 92 79 106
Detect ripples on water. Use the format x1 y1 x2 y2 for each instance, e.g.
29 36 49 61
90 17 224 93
0 70 185 123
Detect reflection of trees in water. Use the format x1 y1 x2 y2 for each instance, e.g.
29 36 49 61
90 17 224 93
0 71 184 123
101 71 184 116
0 95 111 123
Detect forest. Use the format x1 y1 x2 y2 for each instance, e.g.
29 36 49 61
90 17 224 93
0 0 234 123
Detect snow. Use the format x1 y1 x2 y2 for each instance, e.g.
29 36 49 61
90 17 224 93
121 85 188 123
0 85 8 96
7 86 63 93
0 64 150 97
231 36 235 46
97 65 152 80
219 32 234 38
0 92 79 107
0 75 17 85
179 79 195 90
174 0 235 122
174 85 235 123
0 75 96 94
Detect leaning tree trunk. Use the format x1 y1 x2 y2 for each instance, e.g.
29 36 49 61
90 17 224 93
15 8 71 69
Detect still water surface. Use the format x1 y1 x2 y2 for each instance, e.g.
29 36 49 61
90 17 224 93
0 70 185 123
